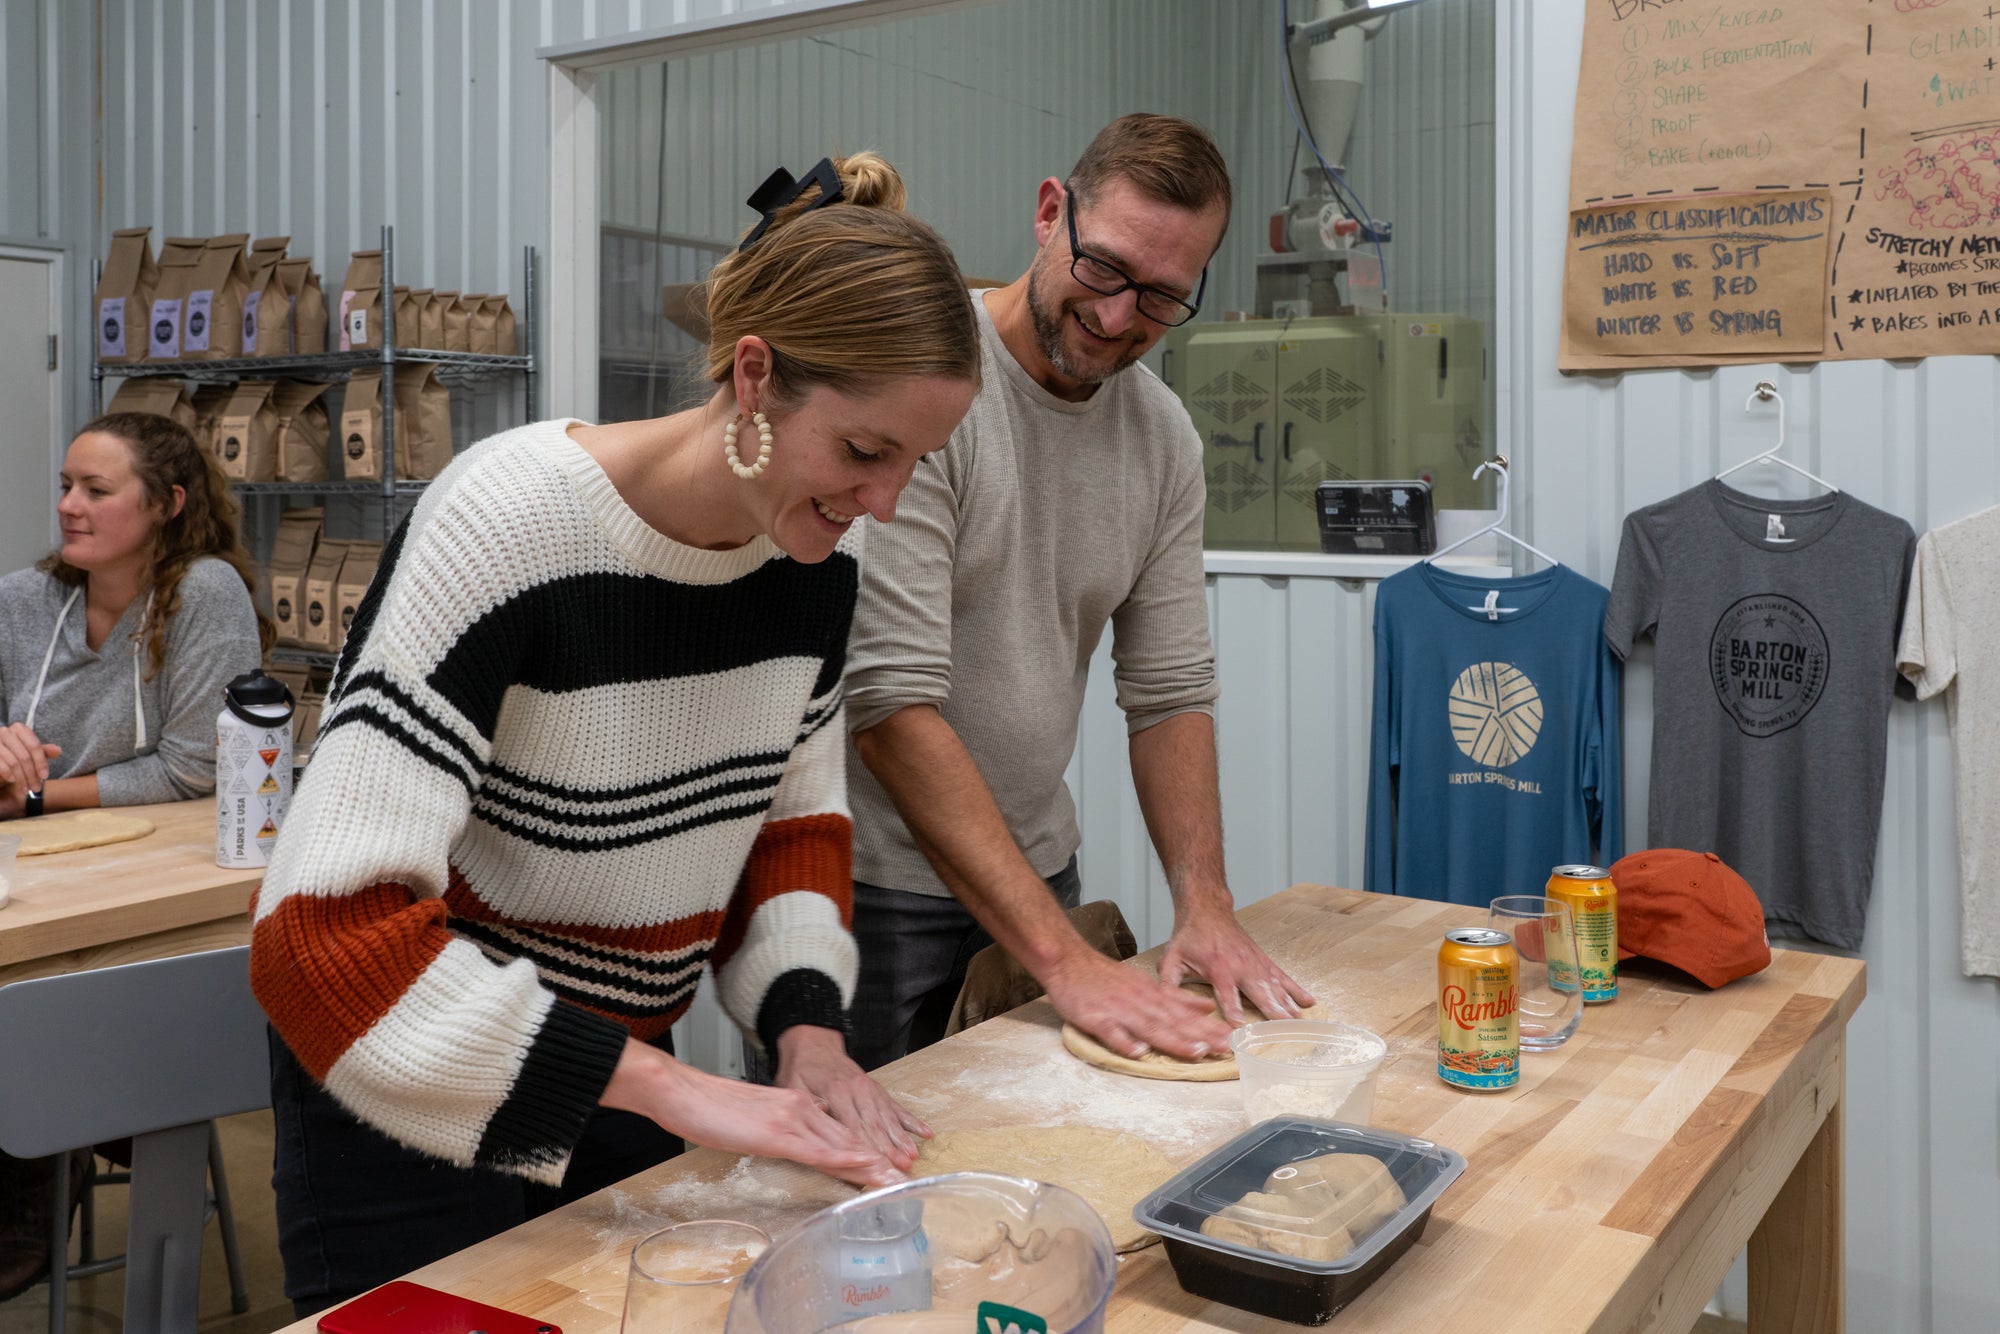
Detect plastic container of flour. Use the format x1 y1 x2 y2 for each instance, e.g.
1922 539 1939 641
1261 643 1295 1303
1132 1117 1467 1325
726 1171 1117 1334
1230 1020 1388 1126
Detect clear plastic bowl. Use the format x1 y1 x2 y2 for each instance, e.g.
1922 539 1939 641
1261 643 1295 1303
725 1172 1117 1334
1230 1020 1388 1126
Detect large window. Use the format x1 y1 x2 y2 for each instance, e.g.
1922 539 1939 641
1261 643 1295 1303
594 0 1495 551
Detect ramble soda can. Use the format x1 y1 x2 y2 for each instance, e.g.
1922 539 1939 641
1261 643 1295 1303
1438 928 1520 1091
216 669 295 869
1548 864 1618 1003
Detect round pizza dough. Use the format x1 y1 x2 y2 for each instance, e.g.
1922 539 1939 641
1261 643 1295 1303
1060 983 1321 1081
911 1125 1177 1253
13 810 156 856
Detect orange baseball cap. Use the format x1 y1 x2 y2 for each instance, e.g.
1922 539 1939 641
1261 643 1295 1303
1607 849 1772 989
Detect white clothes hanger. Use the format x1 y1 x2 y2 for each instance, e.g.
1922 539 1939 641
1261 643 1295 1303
1715 381 1838 495
1426 456 1558 619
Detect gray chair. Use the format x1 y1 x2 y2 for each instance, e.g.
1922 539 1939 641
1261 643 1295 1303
0 947 269 1333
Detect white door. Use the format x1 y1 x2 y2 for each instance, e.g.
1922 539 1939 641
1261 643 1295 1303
0 252 58 575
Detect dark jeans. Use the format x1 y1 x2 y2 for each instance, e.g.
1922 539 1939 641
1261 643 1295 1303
846 857 1082 1072
269 1027 682 1319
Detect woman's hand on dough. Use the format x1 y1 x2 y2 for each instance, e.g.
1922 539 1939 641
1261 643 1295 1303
601 1036 905 1189
774 1024 932 1173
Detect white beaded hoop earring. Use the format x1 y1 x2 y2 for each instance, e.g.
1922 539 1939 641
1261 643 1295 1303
723 411 774 480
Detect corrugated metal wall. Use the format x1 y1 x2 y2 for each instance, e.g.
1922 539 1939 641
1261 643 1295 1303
594 0 1291 328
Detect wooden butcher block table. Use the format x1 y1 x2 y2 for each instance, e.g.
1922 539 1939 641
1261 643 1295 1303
279 885 1864 1334
0 799 257 987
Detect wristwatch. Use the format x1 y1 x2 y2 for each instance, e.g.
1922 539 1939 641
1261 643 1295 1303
23 789 42 818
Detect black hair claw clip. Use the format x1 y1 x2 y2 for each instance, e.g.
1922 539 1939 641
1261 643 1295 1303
737 157 845 253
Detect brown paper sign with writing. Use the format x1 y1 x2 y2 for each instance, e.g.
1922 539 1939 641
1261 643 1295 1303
1565 191 1828 358
1561 1 2000 366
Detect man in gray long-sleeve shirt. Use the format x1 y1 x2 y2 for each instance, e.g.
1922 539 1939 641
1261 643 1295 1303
845 114 1313 1069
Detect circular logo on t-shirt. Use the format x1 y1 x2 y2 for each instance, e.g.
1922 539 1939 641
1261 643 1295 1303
1448 662 1543 768
1709 594 1829 737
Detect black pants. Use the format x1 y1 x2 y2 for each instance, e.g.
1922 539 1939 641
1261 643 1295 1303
845 858 1082 1072
269 1027 683 1319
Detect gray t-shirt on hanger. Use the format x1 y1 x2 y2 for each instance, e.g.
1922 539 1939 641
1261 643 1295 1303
1603 480 1914 950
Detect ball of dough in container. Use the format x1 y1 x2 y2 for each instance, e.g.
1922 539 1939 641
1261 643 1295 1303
1263 1152 1407 1240
1199 1190 1354 1263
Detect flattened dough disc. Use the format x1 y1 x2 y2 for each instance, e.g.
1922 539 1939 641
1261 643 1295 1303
912 1125 1176 1252
14 810 156 856
1061 983 1322 1081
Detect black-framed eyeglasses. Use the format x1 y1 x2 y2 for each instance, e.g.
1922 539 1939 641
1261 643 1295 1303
1063 186 1206 327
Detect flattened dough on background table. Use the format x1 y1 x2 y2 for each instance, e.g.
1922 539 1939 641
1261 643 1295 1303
13 810 156 856
1061 982 1324 1081
912 1125 1177 1252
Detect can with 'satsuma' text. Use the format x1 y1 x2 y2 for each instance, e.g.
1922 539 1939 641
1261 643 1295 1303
1437 927 1519 1091
1548 864 1618 1003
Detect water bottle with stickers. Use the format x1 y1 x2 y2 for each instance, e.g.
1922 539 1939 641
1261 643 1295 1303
216 669 295 868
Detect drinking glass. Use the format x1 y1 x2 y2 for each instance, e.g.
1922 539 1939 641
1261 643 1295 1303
1487 895 1584 1049
0 832 19 910
621 1220 770 1334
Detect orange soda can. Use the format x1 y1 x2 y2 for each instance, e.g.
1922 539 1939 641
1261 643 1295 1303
1547 864 1617 1002
1437 928 1519 1091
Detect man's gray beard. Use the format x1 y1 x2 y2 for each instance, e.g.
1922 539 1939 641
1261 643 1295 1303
1026 260 1141 385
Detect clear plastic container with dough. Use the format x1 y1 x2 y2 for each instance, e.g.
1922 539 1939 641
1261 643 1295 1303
725 1172 1117 1334
1131 1118 1467 1325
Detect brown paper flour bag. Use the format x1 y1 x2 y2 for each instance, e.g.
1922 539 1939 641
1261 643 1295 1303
335 540 384 644
464 294 498 354
393 286 424 348
441 292 472 352
419 290 447 349
183 234 251 360
492 295 518 356
338 250 384 351
96 228 159 365
392 364 454 480
268 508 323 646
302 539 350 651
214 380 281 481
244 237 294 356
147 254 199 361
188 383 232 457
105 376 196 431
279 258 328 354
270 380 334 482
337 369 402 481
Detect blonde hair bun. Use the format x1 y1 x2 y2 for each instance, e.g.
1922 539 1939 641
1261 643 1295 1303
834 151 906 211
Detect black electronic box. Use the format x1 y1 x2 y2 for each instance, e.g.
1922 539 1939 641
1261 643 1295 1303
1314 480 1436 556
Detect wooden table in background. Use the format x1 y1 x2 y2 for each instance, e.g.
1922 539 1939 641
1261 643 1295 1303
279 885 1864 1334
0 799 258 986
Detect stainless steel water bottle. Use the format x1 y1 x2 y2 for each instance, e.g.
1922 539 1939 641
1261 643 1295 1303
216 668 295 868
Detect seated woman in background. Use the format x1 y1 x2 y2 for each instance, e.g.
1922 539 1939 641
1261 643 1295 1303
0 410 265 1303
0 411 268 820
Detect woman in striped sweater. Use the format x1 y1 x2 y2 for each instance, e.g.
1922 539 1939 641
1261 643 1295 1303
250 152 981 1314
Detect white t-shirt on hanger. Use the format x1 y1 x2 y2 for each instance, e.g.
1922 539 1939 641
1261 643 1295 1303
1897 506 2000 979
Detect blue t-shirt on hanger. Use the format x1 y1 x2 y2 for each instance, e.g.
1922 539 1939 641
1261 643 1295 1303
1365 562 1622 905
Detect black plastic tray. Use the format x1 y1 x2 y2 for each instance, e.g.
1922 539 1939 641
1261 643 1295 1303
1133 1118 1466 1325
